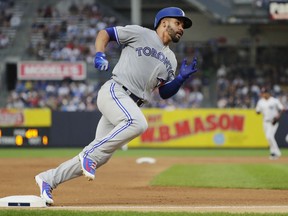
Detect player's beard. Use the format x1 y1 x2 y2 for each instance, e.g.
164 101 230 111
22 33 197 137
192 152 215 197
167 25 181 43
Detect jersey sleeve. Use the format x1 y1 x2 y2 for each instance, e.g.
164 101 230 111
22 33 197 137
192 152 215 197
114 25 144 45
276 98 284 111
255 101 262 113
156 53 177 87
155 71 175 87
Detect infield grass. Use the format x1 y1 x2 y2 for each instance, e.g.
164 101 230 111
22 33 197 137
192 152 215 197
1 148 288 215
151 164 288 189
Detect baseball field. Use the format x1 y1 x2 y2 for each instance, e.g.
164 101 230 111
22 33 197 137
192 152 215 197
1 148 288 216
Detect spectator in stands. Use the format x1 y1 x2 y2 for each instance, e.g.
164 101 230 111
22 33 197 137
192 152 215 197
6 91 25 108
216 64 227 77
187 87 204 108
9 14 20 27
68 2 79 15
0 30 9 47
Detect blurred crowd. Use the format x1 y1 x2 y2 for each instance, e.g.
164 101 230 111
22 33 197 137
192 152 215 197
0 0 20 27
27 2 120 64
0 29 9 48
7 63 288 111
0 0 21 48
6 79 100 111
13 1 205 110
215 57 288 109
3 1 288 111
5 77 204 111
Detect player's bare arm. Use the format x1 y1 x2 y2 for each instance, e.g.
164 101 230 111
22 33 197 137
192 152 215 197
95 29 110 53
93 29 110 71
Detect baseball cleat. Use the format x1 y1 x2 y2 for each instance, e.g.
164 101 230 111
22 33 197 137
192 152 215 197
35 175 54 205
79 154 97 181
269 153 280 160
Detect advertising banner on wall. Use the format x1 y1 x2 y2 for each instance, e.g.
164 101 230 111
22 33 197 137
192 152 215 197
269 1 288 20
0 109 51 147
17 61 86 80
0 108 51 127
129 109 269 148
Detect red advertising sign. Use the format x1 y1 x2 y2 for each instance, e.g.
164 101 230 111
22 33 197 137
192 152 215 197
0 109 24 126
269 1 288 20
17 61 86 80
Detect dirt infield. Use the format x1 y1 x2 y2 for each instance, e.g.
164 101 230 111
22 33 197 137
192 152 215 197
1 156 288 213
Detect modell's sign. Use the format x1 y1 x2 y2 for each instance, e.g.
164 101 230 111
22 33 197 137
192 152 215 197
269 1 288 20
0 109 24 126
18 61 86 80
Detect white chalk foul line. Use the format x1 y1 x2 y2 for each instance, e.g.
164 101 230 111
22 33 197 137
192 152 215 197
49 205 288 213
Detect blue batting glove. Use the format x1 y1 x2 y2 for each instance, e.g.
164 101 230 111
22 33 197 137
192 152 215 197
178 57 197 80
94 52 109 71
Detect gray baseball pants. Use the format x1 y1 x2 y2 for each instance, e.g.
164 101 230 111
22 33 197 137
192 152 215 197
37 79 148 189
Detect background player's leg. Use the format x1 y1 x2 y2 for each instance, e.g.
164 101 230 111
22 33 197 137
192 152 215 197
264 122 281 158
268 123 281 157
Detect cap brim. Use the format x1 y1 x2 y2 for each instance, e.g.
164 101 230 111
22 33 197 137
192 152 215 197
156 16 193 29
183 17 192 29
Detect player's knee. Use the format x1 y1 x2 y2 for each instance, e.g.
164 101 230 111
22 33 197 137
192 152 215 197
266 135 274 142
140 120 148 133
133 119 148 135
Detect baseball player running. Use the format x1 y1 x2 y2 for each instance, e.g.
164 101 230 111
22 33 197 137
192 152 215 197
256 87 285 160
35 7 198 205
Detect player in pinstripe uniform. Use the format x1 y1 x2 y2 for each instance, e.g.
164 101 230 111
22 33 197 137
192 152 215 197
35 7 198 204
256 87 285 160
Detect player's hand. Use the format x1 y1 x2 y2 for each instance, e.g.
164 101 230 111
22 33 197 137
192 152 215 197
94 52 109 71
179 57 197 80
272 116 279 125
